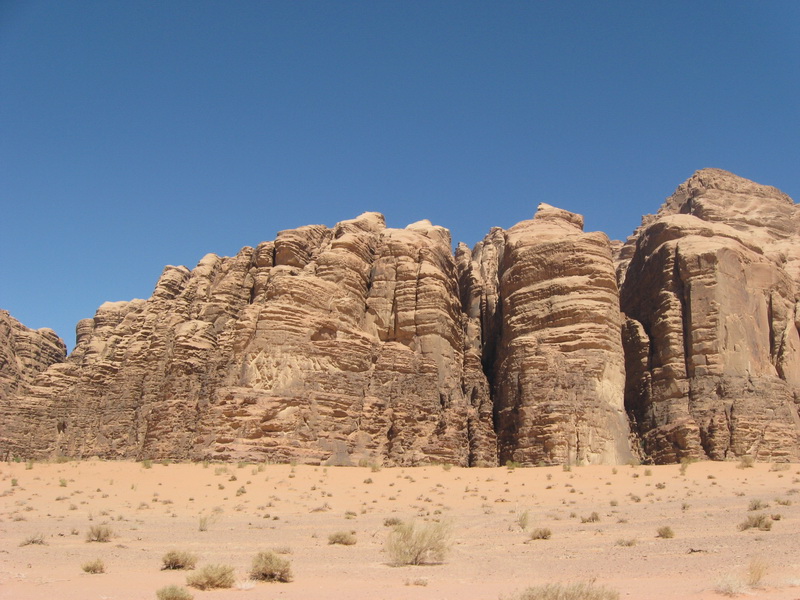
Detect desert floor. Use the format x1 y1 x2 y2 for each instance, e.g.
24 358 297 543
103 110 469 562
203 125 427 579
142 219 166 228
1 459 799 600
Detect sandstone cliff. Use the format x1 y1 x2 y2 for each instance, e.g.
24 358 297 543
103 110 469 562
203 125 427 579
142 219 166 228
2 168 799 465
619 169 800 462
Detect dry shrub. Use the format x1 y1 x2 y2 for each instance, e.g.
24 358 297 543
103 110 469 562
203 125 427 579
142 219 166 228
738 514 772 531
249 551 292 582
82 559 105 574
507 581 619 600
714 575 746 597
656 526 674 539
738 455 755 469
328 530 357 545
162 550 198 570
19 533 46 546
156 585 194 600
748 499 768 511
529 528 552 540
387 520 451 565
383 516 403 527
581 512 600 523
747 557 769 587
186 564 235 590
615 538 636 547
85 524 113 542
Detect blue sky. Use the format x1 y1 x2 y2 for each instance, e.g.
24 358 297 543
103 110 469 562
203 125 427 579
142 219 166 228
2 1 799 350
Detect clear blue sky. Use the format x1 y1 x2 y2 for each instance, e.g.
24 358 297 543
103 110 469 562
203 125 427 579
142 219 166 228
2 1 799 350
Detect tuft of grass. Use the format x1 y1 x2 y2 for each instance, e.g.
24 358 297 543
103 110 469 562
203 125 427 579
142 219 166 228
141 459 153 469
747 557 769 587
529 527 552 540
517 510 530 531
328 530 357 545
738 455 755 469
186 564 235 590
748 499 768 511
383 516 403 527
249 551 292 582
738 514 772 531
506 581 619 600
81 559 105 574
162 550 198 570
656 526 674 539
156 585 194 600
20 533 46 546
386 520 451 566
615 538 637 547
85 524 113 542
581 512 600 523
714 575 746 597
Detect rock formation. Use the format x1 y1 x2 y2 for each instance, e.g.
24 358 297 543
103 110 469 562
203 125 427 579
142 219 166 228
0 310 65 398
1 168 799 465
619 169 800 462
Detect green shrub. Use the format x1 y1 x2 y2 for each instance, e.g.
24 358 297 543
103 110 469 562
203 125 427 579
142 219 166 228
162 550 198 570
249 551 292 582
186 564 235 589
386 520 451 565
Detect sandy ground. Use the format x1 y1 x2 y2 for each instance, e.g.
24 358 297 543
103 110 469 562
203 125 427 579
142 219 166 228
1 459 799 600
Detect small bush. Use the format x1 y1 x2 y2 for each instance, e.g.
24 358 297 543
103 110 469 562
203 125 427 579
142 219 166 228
581 512 600 523
748 499 768 511
82 559 105 574
386 520 451 565
328 530 357 545
20 533 46 546
714 575 746 597
738 455 755 469
86 524 113 542
507 581 619 600
517 510 530 531
156 585 194 600
615 538 637 547
383 516 403 527
738 514 772 531
162 550 198 570
529 527 552 540
249 551 292 582
747 557 769 587
186 564 235 590
656 526 674 539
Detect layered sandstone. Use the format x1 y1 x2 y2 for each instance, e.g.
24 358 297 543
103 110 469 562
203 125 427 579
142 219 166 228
2 168 799 466
458 204 634 465
619 169 800 462
0 214 497 466
0 311 65 398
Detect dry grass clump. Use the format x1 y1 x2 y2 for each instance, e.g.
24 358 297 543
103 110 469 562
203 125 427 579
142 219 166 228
383 516 403 527
249 551 293 582
186 564 236 590
19 533 46 546
156 585 194 600
328 530 357 545
81 559 105 574
748 499 769 511
615 538 637 547
714 575 746 597
738 514 772 531
506 581 619 600
737 455 755 469
746 557 769 587
581 512 600 523
529 527 552 540
162 550 198 570
656 526 674 539
85 524 113 542
386 520 451 566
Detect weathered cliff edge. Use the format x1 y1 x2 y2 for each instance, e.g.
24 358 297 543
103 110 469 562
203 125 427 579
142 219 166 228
1 169 798 465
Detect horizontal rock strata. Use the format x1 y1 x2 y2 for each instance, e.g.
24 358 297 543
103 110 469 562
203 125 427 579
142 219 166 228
1 168 799 465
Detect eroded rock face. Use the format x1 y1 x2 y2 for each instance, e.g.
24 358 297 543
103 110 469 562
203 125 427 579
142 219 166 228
458 204 634 465
0 311 65 398
0 213 497 466
3 168 798 465
619 169 800 463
